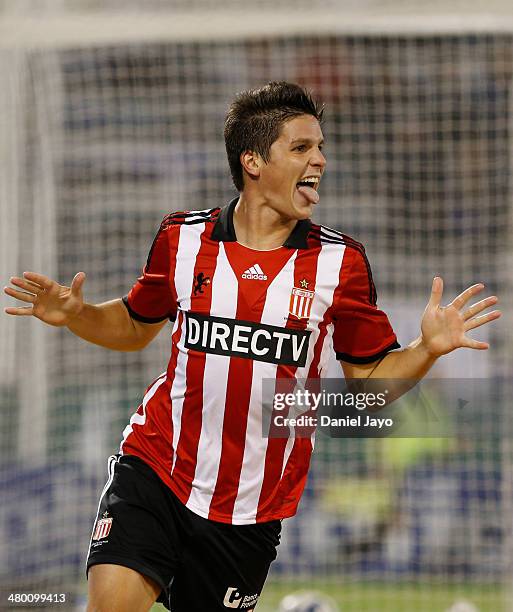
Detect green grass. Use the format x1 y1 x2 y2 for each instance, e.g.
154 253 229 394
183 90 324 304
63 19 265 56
152 581 506 611
257 581 506 612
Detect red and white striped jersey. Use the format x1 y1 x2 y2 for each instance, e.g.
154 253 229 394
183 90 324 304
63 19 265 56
120 199 399 525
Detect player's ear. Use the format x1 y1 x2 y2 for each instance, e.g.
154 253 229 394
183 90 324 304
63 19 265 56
240 150 261 180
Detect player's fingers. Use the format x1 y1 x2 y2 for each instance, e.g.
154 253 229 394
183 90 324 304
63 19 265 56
3 286 36 304
428 276 443 308
450 283 484 310
462 295 498 321
464 310 501 331
22 271 54 290
70 272 86 295
9 276 44 293
4 305 34 316
462 336 489 350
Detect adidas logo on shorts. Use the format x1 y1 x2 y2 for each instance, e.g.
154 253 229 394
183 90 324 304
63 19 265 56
241 264 267 280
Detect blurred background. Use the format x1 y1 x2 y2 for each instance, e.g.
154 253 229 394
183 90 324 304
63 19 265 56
1 1 513 610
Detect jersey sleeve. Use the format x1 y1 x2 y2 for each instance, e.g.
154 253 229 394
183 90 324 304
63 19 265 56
332 246 400 364
122 219 177 323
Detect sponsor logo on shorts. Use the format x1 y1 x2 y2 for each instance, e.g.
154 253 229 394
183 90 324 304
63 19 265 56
223 587 259 609
92 511 113 541
184 312 311 366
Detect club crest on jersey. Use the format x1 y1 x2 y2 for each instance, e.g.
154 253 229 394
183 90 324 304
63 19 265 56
92 512 113 541
289 285 315 320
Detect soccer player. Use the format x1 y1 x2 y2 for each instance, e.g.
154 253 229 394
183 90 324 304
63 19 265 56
4 82 500 612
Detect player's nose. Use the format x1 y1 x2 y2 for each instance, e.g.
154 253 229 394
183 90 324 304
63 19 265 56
310 147 326 170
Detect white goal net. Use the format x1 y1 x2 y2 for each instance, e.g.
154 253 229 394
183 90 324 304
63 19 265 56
1 2 513 610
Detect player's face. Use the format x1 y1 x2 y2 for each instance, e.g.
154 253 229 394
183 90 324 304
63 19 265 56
258 114 326 220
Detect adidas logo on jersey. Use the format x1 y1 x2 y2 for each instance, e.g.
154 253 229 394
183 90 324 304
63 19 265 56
242 264 267 280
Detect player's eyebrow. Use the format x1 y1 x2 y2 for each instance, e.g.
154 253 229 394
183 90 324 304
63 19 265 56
290 138 325 146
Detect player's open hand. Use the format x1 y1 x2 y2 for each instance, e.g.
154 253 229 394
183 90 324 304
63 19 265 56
4 271 86 327
420 277 501 357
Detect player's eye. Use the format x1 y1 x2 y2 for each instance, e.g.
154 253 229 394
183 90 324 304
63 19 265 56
294 145 307 152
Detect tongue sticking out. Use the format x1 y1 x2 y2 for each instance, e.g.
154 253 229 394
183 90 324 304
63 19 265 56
297 185 320 204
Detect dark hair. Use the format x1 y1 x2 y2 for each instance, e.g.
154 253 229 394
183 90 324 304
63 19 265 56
224 81 324 191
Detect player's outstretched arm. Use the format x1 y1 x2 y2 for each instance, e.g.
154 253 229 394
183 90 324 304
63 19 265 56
342 276 501 381
4 271 166 351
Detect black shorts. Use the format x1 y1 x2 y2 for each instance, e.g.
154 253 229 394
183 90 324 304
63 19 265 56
86 454 281 611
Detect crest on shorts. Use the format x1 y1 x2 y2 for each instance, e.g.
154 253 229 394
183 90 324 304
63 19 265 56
92 512 113 541
289 282 315 320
